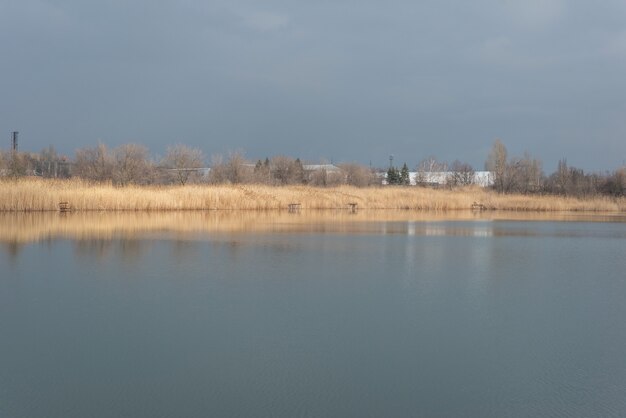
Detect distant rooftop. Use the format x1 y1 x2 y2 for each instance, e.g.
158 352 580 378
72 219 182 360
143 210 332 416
303 164 340 171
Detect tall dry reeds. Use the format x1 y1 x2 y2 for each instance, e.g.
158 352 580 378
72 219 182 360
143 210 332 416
0 178 625 212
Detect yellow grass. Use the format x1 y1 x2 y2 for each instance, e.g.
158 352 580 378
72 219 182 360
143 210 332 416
1 177 625 212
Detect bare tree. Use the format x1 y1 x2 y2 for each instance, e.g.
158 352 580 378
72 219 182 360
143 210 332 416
0 150 22 178
417 156 448 173
225 151 250 184
568 166 591 197
207 151 250 184
3 149 28 178
555 158 570 195
447 160 475 187
270 156 292 185
515 153 543 193
0 150 6 176
207 154 228 184
601 167 626 196
39 145 58 178
252 158 272 184
34 145 69 178
544 159 601 197
74 143 114 182
292 158 306 184
113 143 152 186
416 156 447 185
485 139 508 192
339 163 377 187
486 149 544 194
308 168 328 186
163 144 205 185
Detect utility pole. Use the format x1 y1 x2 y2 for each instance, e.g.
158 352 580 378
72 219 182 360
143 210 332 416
389 154 394 168
9 131 20 178
11 131 18 152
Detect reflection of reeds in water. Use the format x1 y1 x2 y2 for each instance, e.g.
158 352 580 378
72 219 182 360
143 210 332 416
2 210 625 245
1 178 625 212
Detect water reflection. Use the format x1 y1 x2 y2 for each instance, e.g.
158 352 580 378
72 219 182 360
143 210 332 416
73 238 115 260
2 211 626 417
1 210 625 256
64 237 290 268
72 238 150 264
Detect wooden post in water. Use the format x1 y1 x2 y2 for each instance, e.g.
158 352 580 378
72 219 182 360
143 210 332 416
348 202 358 213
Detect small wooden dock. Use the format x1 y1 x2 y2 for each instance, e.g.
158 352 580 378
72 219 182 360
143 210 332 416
288 203 301 212
59 202 71 212
347 202 358 213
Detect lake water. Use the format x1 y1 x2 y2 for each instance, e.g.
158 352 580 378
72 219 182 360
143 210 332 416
1 212 626 417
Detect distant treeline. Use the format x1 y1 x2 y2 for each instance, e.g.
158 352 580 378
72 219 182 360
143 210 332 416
484 139 625 197
0 140 624 197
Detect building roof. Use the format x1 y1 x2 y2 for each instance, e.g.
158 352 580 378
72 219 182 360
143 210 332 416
303 164 340 172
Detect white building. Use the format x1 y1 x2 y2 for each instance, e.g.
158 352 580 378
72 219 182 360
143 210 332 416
412 171 493 187
383 171 494 187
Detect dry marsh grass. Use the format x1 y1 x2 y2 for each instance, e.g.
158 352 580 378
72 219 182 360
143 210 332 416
1 178 625 212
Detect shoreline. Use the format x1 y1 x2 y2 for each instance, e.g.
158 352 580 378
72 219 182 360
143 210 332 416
1 178 625 212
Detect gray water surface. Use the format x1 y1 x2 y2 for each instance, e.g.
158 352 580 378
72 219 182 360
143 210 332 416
1 215 626 417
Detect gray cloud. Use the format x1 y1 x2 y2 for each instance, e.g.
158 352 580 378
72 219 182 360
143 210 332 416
1 0 625 170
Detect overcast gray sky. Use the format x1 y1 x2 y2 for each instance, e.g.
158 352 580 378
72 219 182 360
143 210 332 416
1 0 625 170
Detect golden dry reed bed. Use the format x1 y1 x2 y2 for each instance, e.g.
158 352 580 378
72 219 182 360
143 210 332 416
1 177 625 212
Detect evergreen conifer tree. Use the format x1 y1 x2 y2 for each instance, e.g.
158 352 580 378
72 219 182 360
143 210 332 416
387 166 400 185
400 163 410 185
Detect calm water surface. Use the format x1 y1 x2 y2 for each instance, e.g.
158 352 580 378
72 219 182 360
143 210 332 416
1 212 626 417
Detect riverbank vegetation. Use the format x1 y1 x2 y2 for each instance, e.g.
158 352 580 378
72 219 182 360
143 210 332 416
1 139 624 207
0 178 624 212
